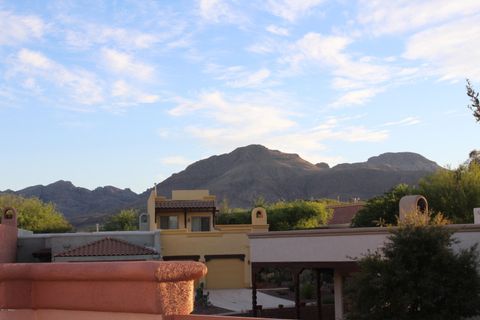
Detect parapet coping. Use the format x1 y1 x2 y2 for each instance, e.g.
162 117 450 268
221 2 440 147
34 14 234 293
18 230 161 239
0 261 206 282
248 224 480 239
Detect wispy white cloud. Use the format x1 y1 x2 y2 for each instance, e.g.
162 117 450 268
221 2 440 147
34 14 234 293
168 91 389 165
281 32 391 106
110 80 159 106
0 11 45 46
8 49 159 111
198 0 246 24
157 129 170 138
266 0 325 22
65 24 158 50
381 117 421 127
12 49 104 106
101 48 154 81
403 16 480 81
205 64 272 88
266 25 289 36
357 0 480 36
169 91 295 141
247 38 281 54
330 88 382 108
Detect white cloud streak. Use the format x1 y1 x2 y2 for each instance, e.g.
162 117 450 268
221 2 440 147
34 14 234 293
168 92 389 165
266 25 290 36
357 0 480 36
198 0 246 24
65 25 158 50
381 117 421 127
404 16 480 81
9 49 159 111
205 64 272 88
266 0 325 22
0 11 45 45
13 49 103 106
330 88 382 108
101 48 154 81
281 32 392 107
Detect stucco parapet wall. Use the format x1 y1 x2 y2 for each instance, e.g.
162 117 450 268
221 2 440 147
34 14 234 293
18 230 160 239
0 261 207 315
0 309 272 320
248 224 480 239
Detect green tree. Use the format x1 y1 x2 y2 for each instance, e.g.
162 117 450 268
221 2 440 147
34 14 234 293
466 78 480 122
216 210 251 224
351 184 414 227
267 200 332 231
0 194 72 233
102 208 139 231
419 163 480 223
216 200 333 230
346 214 480 320
252 195 267 208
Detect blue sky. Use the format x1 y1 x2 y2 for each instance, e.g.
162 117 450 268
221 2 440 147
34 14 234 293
1 0 479 193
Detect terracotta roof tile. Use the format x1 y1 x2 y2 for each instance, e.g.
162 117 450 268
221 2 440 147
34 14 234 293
328 204 364 225
155 199 216 209
54 237 158 257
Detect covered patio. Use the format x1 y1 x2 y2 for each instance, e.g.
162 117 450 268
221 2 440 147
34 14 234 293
249 224 480 320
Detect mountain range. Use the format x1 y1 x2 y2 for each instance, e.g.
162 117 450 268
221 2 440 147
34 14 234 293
2 144 441 227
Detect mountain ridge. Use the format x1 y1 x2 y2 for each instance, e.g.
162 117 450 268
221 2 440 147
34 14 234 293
1 145 442 227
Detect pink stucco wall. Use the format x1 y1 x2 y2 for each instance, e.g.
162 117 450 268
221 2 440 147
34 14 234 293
0 261 207 315
0 207 18 263
0 310 266 320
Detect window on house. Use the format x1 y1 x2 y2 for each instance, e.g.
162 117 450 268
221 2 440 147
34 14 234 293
160 216 178 229
191 217 210 232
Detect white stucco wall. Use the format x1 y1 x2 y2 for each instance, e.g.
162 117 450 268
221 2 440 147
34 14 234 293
249 225 480 263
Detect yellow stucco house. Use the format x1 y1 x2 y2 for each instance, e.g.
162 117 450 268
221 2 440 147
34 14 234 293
146 189 268 289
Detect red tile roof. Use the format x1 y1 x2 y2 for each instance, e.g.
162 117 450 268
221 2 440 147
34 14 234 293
54 237 158 257
155 199 216 209
328 203 364 225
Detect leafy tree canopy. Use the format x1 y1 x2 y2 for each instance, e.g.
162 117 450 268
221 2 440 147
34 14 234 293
352 162 480 227
346 212 480 320
351 184 414 227
102 208 139 231
0 194 72 233
267 200 332 231
466 78 480 122
216 199 333 231
419 163 480 223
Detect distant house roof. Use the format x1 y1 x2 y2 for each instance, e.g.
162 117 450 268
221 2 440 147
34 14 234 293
155 199 216 210
54 237 158 258
328 203 364 225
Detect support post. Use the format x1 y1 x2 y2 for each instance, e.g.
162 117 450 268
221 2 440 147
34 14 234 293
334 270 344 320
252 268 258 317
184 209 187 229
316 269 322 320
293 268 302 320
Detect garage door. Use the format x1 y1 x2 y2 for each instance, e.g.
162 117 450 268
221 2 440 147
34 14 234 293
205 257 245 289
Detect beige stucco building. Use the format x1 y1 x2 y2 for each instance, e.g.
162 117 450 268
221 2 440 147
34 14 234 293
146 189 269 289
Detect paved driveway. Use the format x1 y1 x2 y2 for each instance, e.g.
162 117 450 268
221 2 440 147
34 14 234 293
206 289 294 312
